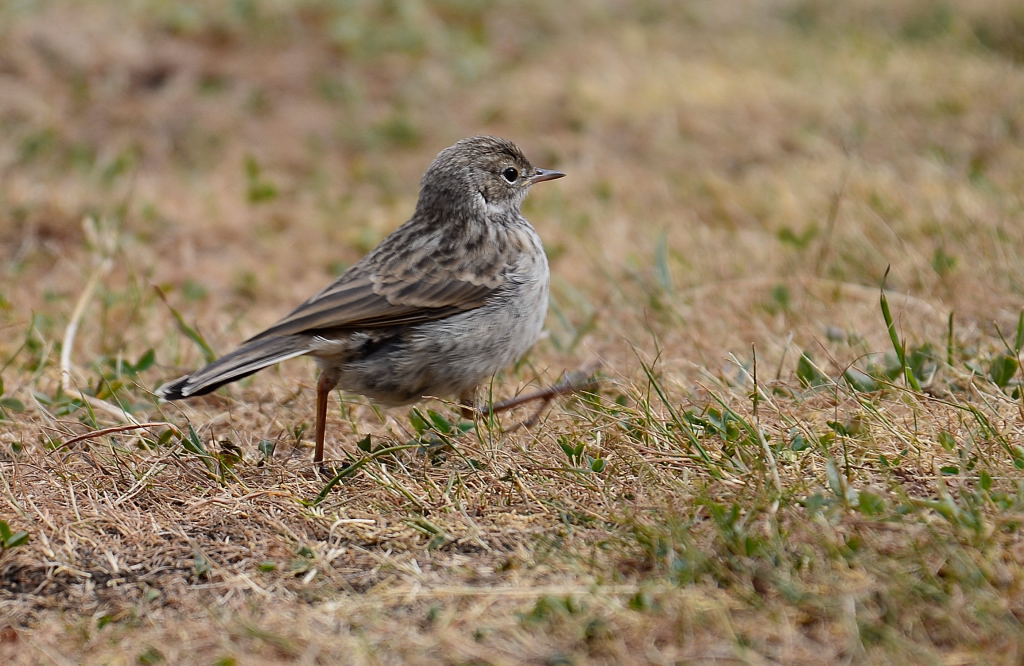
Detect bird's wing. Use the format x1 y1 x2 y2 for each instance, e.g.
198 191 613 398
244 255 503 343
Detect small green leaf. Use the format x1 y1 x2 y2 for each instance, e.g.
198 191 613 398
857 491 886 516
938 431 957 452
767 284 791 313
134 348 156 373
193 554 211 578
940 466 960 475
5 531 28 548
180 426 217 473
355 434 373 452
427 409 452 434
827 420 851 437
843 368 879 392
627 590 653 611
931 247 957 276
247 182 278 203
408 410 428 435
777 225 817 248
156 429 176 447
0 397 24 412
989 354 1018 388
245 156 279 203
796 352 829 388
217 443 241 469
183 425 208 456
979 470 993 491
0 521 29 550
590 458 606 473
258 438 276 458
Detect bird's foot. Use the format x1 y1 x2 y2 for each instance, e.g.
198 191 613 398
475 361 602 432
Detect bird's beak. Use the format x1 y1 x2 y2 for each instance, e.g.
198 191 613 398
529 168 566 184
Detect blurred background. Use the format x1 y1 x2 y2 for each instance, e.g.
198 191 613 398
1 0 1023 405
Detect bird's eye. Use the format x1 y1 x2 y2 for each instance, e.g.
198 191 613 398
501 167 519 183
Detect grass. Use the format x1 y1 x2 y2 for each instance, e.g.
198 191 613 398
2 0 1024 663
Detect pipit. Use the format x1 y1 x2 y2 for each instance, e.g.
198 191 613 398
157 136 565 465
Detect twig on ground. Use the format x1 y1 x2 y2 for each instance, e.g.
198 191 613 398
57 422 181 450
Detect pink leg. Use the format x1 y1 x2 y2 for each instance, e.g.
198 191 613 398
314 371 339 466
480 362 602 430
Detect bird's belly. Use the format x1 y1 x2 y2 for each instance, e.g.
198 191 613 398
323 277 548 406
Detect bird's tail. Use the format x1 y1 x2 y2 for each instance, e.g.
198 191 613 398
156 335 311 400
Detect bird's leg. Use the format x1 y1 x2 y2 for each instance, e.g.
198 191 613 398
458 389 477 420
479 361 602 431
314 370 340 467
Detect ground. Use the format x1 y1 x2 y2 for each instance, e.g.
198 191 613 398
2 0 1024 663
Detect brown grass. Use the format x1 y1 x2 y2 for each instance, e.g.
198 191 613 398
3 0 1024 663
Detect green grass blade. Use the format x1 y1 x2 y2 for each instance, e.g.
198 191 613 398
879 270 922 392
155 285 217 364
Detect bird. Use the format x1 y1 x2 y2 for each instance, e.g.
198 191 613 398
156 136 565 465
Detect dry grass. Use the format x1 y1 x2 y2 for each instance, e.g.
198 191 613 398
3 0 1024 663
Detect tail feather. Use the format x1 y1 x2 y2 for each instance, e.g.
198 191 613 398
156 335 310 400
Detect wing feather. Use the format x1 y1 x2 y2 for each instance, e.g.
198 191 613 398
245 263 498 343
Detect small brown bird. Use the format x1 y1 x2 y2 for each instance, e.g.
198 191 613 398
157 136 564 464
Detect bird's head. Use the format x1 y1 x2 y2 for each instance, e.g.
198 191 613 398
418 136 564 220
